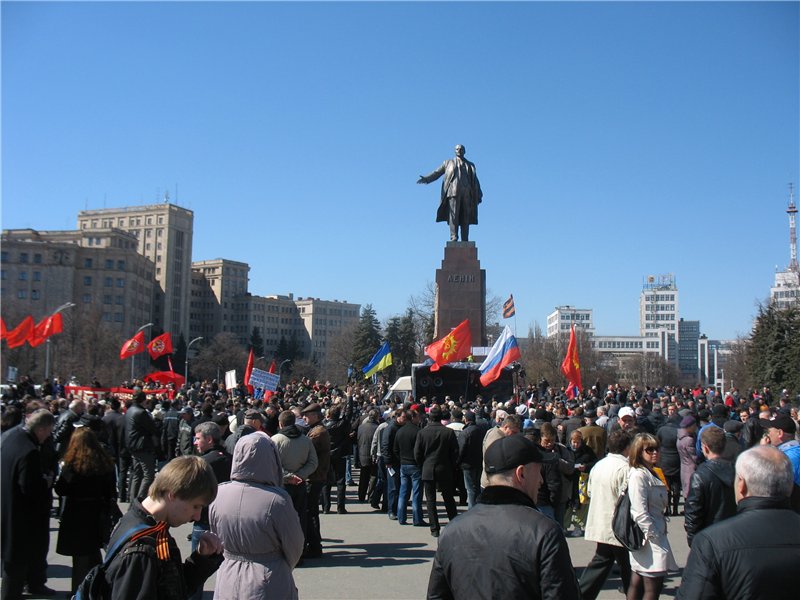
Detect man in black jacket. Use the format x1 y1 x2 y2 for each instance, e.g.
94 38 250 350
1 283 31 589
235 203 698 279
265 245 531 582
684 426 736 546
415 406 459 537
126 391 160 502
325 397 353 514
381 409 404 520
1 409 56 599
394 408 424 526
458 411 484 508
427 434 580 600
678 446 800 600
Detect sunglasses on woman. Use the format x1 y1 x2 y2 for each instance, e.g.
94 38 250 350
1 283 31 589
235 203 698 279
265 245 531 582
644 447 659 453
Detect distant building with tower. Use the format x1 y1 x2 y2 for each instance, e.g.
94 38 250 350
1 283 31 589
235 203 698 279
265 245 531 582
770 184 800 309
546 306 595 338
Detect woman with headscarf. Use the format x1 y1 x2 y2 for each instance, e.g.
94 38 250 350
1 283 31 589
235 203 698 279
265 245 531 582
210 431 304 600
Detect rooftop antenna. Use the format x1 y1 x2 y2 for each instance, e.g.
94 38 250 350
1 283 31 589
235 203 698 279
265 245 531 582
164 190 170 204
788 183 798 272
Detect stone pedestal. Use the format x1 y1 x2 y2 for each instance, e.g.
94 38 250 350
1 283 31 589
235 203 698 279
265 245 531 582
434 241 486 347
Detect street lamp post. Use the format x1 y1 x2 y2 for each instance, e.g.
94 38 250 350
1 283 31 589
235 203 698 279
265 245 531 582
278 359 292 386
184 337 204 385
44 302 75 380
130 322 154 382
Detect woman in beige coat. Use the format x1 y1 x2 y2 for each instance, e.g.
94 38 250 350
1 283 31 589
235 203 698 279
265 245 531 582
626 433 677 600
210 431 304 600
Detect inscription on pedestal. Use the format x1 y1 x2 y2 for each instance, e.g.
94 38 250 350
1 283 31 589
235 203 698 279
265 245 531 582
434 241 487 347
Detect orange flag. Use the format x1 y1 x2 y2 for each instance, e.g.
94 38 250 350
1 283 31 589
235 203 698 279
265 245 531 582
120 331 146 360
560 325 582 399
29 313 64 347
425 319 472 372
5 316 34 349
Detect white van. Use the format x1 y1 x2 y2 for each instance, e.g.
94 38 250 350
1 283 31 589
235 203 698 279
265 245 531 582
383 376 412 404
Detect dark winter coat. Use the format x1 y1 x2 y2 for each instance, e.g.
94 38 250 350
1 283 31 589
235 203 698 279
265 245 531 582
677 496 800 600
656 422 681 477
427 485 580 600
414 421 459 483
53 409 81 455
357 418 379 467
0 426 51 562
394 421 420 466
125 402 158 454
55 464 118 555
197 444 232 526
103 409 126 459
457 422 484 470
684 458 736 546
306 422 331 483
382 419 402 468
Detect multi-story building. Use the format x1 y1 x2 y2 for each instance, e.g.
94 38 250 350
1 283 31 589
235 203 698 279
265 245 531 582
189 259 360 366
78 203 194 337
678 319 701 382
1 228 155 332
698 336 735 391
640 274 679 366
770 185 800 309
546 306 595 338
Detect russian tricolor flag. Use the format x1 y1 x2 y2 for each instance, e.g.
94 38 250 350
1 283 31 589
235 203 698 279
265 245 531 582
478 326 521 387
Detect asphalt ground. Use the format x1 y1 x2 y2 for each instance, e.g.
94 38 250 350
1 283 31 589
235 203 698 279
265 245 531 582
37 481 692 600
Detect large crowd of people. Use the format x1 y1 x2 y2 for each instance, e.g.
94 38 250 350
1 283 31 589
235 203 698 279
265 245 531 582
2 376 800 599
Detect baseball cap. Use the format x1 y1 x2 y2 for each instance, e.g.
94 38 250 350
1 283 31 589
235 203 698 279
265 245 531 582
723 421 744 434
484 434 552 474
680 415 697 429
244 409 264 422
618 407 635 419
759 415 797 435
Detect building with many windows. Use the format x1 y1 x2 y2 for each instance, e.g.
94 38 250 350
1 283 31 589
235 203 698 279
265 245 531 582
1 228 155 332
78 203 194 337
546 306 595 338
769 186 800 309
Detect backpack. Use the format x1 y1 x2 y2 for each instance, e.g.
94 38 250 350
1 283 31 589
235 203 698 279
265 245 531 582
612 485 645 551
72 523 154 600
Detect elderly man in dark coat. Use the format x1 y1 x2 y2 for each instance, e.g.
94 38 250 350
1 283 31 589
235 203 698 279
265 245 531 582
1 408 56 599
417 144 483 242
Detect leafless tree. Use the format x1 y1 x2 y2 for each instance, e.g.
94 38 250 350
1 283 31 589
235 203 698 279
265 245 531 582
190 333 249 383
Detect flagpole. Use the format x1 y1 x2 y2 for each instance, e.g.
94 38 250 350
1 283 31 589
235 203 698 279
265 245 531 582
131 322 154 382
44 302 75 379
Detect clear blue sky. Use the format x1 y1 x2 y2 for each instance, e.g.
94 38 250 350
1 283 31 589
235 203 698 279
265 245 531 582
3 1 798 341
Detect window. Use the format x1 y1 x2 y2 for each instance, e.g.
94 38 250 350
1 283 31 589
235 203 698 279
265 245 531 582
114 313 124 322
0 251 7 263
84 258 93 268
102 313 112 322
33 271 41 282
20 253 28 263
117 260 125 271
116 278 125 288
103 295 112 304
31 290 40 300
115 295 124 305
0 270 5 280
18 271 27 281
83 294 92 303
104 277 113 287
17 290 27 299
84 276 92 286
105 259 114 269
33 254 42 264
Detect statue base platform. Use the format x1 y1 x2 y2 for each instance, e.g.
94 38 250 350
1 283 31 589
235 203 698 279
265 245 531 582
434 241 486 347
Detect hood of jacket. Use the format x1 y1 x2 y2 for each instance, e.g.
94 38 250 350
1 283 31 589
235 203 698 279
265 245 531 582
678 428 695 441
230 431 283 486
705 458 735 487
278 424 301 439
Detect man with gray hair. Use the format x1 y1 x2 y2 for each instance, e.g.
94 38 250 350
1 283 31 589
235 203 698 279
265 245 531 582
677 445 800 600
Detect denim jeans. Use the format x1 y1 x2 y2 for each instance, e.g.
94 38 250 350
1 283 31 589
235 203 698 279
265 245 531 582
386 462 400 518
463 467 482 509
188 522 209 600
397 464 424 525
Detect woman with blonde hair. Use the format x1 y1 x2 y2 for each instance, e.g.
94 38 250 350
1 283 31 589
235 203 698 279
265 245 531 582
626 432 677 600
55 426 119 593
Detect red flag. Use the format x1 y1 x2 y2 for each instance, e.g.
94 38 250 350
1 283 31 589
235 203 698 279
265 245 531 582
5 316 35 349
560 325 582 399
425 319 472 372
1 318 7 340
29 313 64 347
120 331 146 359
264 360 277 401
244 348 255 395
147 332 173 359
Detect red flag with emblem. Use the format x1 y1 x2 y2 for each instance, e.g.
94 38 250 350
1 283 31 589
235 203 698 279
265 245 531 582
120 331 146 360
147 332 173 360
425 319 472 372
264 360 277 401
560 325 582 399
5 316 35 349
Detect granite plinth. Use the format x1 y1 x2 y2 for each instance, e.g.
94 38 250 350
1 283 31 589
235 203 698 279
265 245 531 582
434 241 486 346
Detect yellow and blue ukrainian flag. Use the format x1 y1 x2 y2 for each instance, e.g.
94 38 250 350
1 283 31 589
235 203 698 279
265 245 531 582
362 341 393 379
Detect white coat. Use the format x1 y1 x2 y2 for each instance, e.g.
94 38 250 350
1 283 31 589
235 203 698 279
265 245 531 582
628 466 678 574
